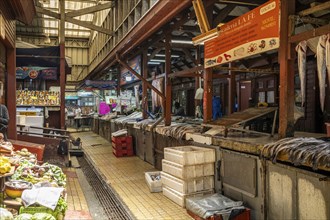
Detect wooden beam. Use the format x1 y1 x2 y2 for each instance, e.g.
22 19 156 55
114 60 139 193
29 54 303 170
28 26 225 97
65 17 114 35
213 74 229 79
298 1 330 17
66 2 113 17
168 66 204 78
228 63 236 114
116 54 164 99
175 73 202 78
165 33 172 126
59 0 66 129
279 0 296 138
290 24 330 43
213 66 277 73
292 15 328 26
149 48 163 60
7 48 17 140
192 28 217 45
203 68 212 122
182 48 196 63
142 50 148 119
213 4 236 26
35 6 60 19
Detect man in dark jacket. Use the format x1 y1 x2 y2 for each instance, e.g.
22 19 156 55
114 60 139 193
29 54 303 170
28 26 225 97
0 104 9 141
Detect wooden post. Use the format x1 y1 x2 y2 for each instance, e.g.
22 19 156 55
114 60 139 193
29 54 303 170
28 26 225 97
164 33 172 126
116 65 121 97
228 63 236 114
142 50 148 119
7 47 17 140
279 0 296 138
195 46 201 109
59 0 65 129
203 68 212 122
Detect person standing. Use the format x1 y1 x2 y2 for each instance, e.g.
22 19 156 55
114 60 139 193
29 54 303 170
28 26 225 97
0 104 9 141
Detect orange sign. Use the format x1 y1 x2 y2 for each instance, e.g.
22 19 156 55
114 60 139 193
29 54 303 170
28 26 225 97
204 0 280 68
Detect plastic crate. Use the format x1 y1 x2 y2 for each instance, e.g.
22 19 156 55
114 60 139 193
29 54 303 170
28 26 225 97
111 136 132 149
145 171 162 193
112 147 134 157
162 159 214 179
19 206 64 220
164 146 215 165
161 171 214 194
162 186 213 208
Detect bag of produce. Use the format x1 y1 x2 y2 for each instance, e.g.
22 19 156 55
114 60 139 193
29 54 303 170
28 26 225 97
0 208 14 220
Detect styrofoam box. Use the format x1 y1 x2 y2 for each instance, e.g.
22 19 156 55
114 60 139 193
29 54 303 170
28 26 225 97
162 186 213 207
162 159 214 179
161 171 214 194
145 171 162 193
164 146 215 165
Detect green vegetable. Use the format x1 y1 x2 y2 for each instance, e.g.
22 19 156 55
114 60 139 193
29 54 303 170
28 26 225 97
14 213 32 220
32 213 56 220
55 197 68 214
0 208 14 220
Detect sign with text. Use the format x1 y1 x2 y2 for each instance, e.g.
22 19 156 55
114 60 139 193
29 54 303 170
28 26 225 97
120 55 141 85
16 67 58 80
204 0 280 68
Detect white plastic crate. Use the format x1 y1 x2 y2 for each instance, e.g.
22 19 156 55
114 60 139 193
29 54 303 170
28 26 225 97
162 186 213 207
164 146 215 165
145 171 162 193
161 171 214 194
162 159 214 179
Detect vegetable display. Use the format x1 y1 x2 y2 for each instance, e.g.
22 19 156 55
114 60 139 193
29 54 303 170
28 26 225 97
11 161 66 187
14 213 56 220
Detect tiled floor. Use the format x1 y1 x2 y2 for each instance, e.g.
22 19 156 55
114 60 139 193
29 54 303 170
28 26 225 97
71 131 193 220
63 167 92 220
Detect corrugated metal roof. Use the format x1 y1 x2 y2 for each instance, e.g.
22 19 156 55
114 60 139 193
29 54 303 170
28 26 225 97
41 0 95 38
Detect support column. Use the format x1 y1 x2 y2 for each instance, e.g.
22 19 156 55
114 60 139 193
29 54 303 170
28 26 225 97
203 68 212 123
279 0 295 138
116 65 121 97
164 34 172 126
7 47 16 140
195 46 201 109
228 63 236 114
59 0 65 129
142 50 148 119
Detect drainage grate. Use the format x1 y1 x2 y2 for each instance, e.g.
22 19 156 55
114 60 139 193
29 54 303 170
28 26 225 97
77 157 133 220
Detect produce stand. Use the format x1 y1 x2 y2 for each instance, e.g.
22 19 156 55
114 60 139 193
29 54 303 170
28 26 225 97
0 143 68 220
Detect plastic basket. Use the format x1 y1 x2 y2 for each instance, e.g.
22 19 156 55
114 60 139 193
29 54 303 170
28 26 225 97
19 206 64 220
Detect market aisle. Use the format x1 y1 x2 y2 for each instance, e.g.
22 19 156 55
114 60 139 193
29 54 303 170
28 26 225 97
71 131 193 220
63 167 92 220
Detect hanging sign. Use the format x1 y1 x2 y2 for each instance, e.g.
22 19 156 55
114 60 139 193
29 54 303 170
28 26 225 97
120 55 141 85
204 0 280 68
16 67 58 80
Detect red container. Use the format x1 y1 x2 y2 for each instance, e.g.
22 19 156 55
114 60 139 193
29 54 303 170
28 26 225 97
112 147 134 157
111 136 132 150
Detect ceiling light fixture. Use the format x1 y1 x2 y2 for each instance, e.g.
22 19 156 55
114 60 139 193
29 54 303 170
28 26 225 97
150 59 166 63
171 40 194 45
147 61 161 65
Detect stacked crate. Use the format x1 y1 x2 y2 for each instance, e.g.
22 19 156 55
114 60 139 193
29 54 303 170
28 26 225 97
161 146 215 207
111 135 134 157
